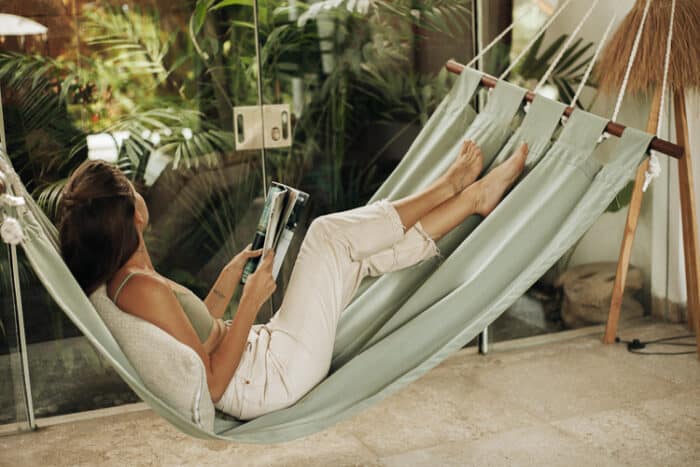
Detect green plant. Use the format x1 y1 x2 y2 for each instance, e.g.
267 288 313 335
0 2 244 215
0 52 87 219
486 33 596 109
514 34 595 107
214 0 473 211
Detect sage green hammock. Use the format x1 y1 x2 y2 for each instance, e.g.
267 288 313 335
9 67 653 443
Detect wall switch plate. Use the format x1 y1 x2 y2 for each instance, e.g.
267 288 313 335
233 104 292 150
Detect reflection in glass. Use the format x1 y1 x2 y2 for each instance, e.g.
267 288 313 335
0 0 478 419
1 0 264 417
253 1 474 307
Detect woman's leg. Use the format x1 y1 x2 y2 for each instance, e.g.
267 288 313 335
267 141 526 335
391 139 483 232
359 143 527 276
419 142 528 240
301 139 484 263
260 141 506 403
235 141 528 417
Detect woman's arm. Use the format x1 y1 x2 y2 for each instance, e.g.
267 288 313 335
204 246 261 319
116 253 277 403
204 263 243 319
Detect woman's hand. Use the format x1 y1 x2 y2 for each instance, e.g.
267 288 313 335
205 244 262 319
242 251 277 308
226 243 262 272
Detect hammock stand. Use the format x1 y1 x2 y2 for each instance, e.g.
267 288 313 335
444 59 699 360
594 0 700 356
446 1 699 360
452 0 700 359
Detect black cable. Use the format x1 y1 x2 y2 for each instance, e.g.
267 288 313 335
643 334 694 344
628 350 695 356
614 334 696 356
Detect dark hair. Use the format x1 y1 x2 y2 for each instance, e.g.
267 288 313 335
58 160 140 294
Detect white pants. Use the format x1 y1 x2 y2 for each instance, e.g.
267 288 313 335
215 200 440 420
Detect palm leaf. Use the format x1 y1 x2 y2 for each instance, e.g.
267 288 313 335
556 39 592 73
82 4 174 83
34 179 69 220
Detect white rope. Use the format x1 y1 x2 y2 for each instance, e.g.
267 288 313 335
499 0 575 80
611 0 653 122
643 0 676 192
534 0 600 94
570 14 617 108
465 13 521 69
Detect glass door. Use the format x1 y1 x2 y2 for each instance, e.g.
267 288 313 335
253 0 476 304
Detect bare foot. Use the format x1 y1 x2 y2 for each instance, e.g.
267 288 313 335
470 142 528 217
444 139 484 195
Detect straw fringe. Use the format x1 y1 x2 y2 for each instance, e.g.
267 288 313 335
596 0 700 94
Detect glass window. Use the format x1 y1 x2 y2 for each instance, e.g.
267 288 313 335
1 0 263 418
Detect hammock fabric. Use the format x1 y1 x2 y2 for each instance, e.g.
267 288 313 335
12 67 652 443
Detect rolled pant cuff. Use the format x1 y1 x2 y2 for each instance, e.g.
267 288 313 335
376 198 406 238
414 220 442 261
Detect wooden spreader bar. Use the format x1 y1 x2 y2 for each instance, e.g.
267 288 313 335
445 60 684 159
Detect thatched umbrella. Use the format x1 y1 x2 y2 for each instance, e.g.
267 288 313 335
596 0 700 95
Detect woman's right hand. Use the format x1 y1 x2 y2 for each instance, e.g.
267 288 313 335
242 251 277 308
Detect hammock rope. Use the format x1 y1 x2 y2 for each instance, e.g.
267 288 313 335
533 0 600 94
611 0 653 123
465 10 525 69
499 0 574 80
464 0 606 116
643 0 676 192
570 14 617 109
465 0 575 76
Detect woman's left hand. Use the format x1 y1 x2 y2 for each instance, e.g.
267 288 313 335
226 244 263 272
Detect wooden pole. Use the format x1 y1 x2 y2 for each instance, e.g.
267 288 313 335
673 89 700 356
603 88 662 344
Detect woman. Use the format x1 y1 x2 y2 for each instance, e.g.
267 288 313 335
59 140 528 420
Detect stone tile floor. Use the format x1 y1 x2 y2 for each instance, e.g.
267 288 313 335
1 319 698 467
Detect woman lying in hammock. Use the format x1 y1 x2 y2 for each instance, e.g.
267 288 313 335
59 140 528 420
